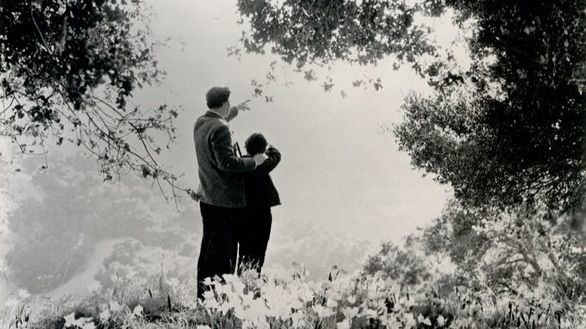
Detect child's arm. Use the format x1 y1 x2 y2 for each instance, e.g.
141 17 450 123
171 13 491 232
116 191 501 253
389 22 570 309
256 145 281 174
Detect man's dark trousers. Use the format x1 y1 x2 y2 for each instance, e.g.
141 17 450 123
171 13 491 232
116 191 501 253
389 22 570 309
196 202 240 299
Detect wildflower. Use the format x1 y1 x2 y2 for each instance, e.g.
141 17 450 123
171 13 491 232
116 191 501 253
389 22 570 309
347 295 357 305
231 277 246 294
203 292 219 309
294 283 314 303
290 310 306 328
336 319 351 329
235 298 269 328
132 305 143 317
437 314 447 327
326 298 339 308
314 304 335 318
63 313 76 327
403 313 416 328
342 306 359 320
223 273 238 284
218 299 233 315
418 314 432 326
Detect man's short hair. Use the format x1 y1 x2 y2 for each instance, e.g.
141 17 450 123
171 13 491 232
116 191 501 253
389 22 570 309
245 133 268 155
206 87 230 109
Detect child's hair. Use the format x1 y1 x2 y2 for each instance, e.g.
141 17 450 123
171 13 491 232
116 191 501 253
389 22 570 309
245 133 268 155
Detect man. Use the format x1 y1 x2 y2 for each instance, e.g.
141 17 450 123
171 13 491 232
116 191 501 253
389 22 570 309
193 86 267 299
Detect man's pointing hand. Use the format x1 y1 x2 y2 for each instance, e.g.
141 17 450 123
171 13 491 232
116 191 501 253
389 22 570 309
226 99 251 122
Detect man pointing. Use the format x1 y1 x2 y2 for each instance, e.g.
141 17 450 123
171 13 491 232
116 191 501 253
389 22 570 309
193 86 266 299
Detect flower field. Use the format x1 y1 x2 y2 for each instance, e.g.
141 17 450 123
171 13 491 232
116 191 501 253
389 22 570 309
4 265 584 329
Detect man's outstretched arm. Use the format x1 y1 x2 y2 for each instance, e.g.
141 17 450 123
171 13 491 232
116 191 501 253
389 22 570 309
225 100 251 122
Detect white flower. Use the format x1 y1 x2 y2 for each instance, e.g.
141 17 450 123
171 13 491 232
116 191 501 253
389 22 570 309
295 284 314 303
342 307 359 320
203 290 215 300
231 278 246 294
63 312 76 328
132 305 143 317
347 295 357 304
437 314 447 327
314 304 334 318
399 295 415 308
56 0 67 15
418 314 432 326
218 300 233 315
336 319 351 329
403 313 416 328
235 298 269 327
326 298 339 308
222 273 238 283
203 297 219 309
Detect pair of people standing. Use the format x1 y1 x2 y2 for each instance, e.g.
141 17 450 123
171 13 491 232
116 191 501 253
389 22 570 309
193 86 281 299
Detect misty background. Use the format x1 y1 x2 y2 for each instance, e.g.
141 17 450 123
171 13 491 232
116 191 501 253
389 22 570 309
0 0 461 298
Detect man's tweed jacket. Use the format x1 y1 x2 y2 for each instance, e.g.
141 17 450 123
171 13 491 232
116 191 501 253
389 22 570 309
194 111 256 208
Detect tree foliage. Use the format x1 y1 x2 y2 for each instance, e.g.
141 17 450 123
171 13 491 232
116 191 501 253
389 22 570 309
237 0 436 68
236 0 585 213
395 0 586 212
0 0 186 198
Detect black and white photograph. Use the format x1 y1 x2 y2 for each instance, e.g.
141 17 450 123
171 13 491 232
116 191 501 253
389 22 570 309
0 0 584 328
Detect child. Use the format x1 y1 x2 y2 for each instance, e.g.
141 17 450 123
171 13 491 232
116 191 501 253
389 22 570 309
238 133 281 274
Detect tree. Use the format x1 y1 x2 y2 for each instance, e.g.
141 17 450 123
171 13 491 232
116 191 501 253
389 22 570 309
235 0 585 213
236 0 436 68
395 0 585 212
0 0 187 199
234 0 440 95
